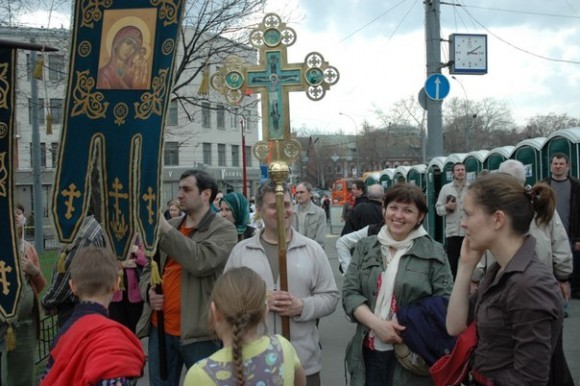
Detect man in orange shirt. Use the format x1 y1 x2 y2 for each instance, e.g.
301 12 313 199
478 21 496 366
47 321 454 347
137 170 237 386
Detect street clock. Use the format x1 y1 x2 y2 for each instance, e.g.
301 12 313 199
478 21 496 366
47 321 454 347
450 33 487 75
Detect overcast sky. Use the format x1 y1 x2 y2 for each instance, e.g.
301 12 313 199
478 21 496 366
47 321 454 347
19 0 580 135
264 0 580 134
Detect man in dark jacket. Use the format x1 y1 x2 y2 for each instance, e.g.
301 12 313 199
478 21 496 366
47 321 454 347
341 184 384 236
137 169 237 385
545 153 580 298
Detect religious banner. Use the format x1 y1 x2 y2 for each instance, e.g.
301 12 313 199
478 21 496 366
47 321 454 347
0 46 22 319
52 0 185 257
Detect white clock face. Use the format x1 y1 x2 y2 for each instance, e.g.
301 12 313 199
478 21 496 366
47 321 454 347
453 34 487 73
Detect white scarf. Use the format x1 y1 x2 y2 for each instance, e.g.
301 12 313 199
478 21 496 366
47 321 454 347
370 225 428 351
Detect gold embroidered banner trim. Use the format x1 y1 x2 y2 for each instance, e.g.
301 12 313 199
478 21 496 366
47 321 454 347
71 70 109 119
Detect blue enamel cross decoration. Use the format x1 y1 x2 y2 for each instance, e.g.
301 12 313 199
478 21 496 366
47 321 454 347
211 13 339 164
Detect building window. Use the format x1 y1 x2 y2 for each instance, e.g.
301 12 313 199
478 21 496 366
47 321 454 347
202 102 210 128
31 142 48 168
243 109 251 132
231 145 239 167
245 146 252 167
28 183 50 217
218 144 226 166
230 107 239 128
51 143 59 168
26 54 33 81
28 98 45 124
50 98 63 124
168 100 178 126
41 142 47 167
216 104 225 129
203 142 212 165
48 54 65 82
164 141 179 166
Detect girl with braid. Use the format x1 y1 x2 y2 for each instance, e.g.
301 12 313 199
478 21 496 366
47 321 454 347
184 267 305 386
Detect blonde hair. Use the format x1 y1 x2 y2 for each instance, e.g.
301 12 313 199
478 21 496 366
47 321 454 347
210 267 267 386
69 246 118 298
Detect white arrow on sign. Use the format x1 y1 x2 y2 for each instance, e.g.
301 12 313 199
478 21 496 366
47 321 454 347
434 77 441 99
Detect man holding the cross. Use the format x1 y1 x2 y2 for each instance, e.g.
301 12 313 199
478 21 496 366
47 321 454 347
224 180 339 386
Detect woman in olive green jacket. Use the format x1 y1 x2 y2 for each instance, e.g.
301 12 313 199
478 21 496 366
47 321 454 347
342 183 453 386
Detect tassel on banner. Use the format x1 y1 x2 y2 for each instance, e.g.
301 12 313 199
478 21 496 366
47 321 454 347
6 324 16 352
46 113 53 135
56 250 67 273
150 260 163 286
197 63 210 96
118 268 125 290
33 55 44 80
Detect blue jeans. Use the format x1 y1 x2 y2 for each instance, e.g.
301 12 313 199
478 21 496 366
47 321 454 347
148 326 220 386
363 346 396 386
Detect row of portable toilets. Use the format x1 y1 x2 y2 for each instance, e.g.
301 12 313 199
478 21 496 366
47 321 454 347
363 127 580 243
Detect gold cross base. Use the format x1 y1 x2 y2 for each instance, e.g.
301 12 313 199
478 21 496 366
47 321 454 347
253 139 302 166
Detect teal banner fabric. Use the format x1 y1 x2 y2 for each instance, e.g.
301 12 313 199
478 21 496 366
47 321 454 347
52 0 184 257
0 47 22 319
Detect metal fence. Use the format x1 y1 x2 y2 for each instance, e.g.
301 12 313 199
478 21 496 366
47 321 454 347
36 314 58 365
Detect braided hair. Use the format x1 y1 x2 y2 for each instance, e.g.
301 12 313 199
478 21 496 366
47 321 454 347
210 267 267 386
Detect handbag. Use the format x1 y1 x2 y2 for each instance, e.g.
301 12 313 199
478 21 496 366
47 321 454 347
394 343 431 376
429 321 477 386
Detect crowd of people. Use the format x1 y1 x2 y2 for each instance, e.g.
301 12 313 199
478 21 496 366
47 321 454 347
0 159 577 385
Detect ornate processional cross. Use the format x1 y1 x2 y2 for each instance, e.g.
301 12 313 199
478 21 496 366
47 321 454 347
211 13 339 166
211 13 339 339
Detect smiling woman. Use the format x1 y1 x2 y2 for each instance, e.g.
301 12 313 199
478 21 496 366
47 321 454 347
342 183 453 386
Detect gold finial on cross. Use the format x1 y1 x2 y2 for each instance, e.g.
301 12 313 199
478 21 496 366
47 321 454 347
0 260 13 295
61 183 82 219
142 186 156 225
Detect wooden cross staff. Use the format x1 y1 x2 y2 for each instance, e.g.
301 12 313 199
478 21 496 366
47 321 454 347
211 13 339 339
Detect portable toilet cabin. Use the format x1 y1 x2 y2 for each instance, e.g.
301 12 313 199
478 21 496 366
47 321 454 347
393 166 411 185
483 146 514 173
426 157 446 242
407 164 427 191
379 168 396 190
463 150 489 183
363 171 381 187
543 127 580 179
511 137 546 185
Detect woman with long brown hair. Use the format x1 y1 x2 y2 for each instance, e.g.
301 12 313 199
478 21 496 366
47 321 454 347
447 174 564 385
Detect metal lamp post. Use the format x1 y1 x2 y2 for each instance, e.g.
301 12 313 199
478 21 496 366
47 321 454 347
240 117 248 197
451 76 475 151
331 154 339 179
339 112 359 178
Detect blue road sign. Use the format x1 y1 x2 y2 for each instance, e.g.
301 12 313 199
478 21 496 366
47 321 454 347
424 74 450 101
260 165 269 183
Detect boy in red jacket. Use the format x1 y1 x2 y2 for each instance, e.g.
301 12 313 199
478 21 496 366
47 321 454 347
41 246 145 385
